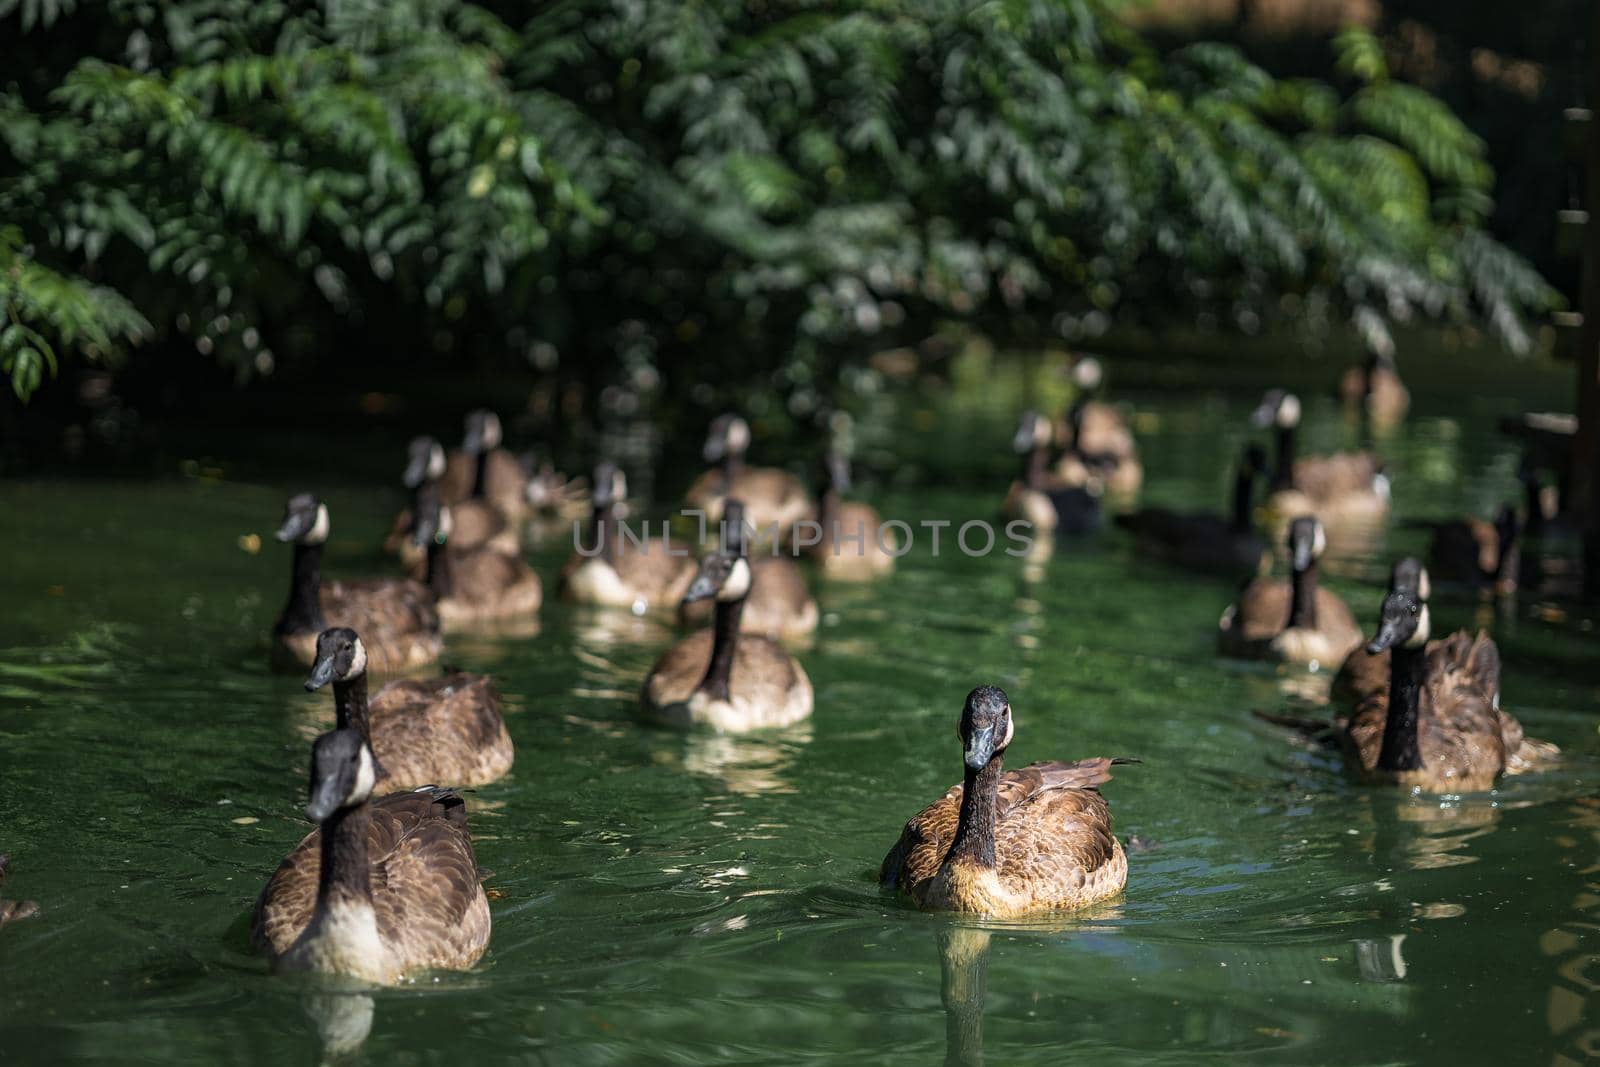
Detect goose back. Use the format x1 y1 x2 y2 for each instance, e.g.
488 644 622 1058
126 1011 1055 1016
368 673 513 788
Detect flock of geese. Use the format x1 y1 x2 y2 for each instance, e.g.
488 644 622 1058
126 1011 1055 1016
1 355 1569 990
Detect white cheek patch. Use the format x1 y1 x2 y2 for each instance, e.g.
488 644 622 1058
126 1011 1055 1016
717 558 752 601
1034 416 1053 447
1416 570 1432 602
613 470 629 501
999 712 1014 750
437 507 454 540
346 638 368 680
351 745 377 803
1279 394 1302 428
1311 523 1327 560
1073 357 1103 390
1405 606 1431 649
482 414 503 449
428 444 446 480
726 418 751 455
307 503 331 544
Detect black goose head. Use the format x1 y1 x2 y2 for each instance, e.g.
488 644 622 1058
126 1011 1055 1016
462 410 502 454
277 493 329 545
703 414 750 463
1011 410 1051 454
306 627 368 691
683 500 751 604
403 436 446 489
959 685 1014 772
305 729 378 823
1251 389 1301 430
409 484 452 548
591 461 626 509
1389 557 1431 602
1286 515 1326 573
1365 590 1431 655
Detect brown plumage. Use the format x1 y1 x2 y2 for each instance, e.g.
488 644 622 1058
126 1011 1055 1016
1217 516 1362 668
0 854 39 927
440 411 529 522
1058 356 1141 495
684 415 813 539
271 495 441 673
306 628 513 790
1002 412 1101 535
679 556 817 640
560 463 698 610
880 687 1130 918
385 436 519 574
412 491 542 624
1255 390 1389 527
253 733 490 986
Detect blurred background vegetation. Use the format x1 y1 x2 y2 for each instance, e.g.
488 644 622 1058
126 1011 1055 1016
0 0 1576 468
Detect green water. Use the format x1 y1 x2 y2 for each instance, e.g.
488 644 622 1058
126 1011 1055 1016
3 350 1600 1065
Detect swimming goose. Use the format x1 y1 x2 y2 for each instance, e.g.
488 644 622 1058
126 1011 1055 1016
1113 444 1268 574
683 414 813 541
1060 356 1142 496
272 494 440 673
1412 504 1520 596
1330 557 1429 706
0 854 39 927
442 410 529 523
640 500 814 731
306 627 513 789
808 450 897 579
385 436 518 576
1254 390 1389 522
1341 591 1557 791
879 685 1131 917
414 487 543 623
252 729 491 985
1217 516 1362 668
1003 410 1101 535
560 463 697 612
1338 351 1409 423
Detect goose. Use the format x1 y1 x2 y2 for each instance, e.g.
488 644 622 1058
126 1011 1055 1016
1002 410 1101 535
1410 504 1520 596
683 414 813 541
1254 389 1389 522
384 436 518 576
442 410 528 523
305 626 513 789
808 450 897 579
879 685 1132 917
1113 443 1268 574
1338 351 1409 423
252 729 491 985
1060 356 1142 496
1330 557 1429 706
271 494 440 673
678 550 818 640
0 854 39 927
1217 515 1362 669
1341 591 1557 791
560 463 697 612
640 500 813 731
413 486 543 623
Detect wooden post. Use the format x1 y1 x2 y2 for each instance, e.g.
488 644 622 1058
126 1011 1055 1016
1584 0 1600 596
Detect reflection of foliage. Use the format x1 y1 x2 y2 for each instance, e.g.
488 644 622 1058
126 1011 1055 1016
0 2 1557 405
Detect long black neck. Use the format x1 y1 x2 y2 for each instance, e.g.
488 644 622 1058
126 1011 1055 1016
1022 443 1047 490
1288 560 1319 630
425 534 454 597
697 592 745 701
1271 424 1296 492
721 451 745 489
1229 465 1255 532
1376 643 1427 772
588 501 620 563
471 448 489 498
947 753 1002 870
1494 527 1520 585
1524 479 1545 540
331 673 371 740
277 543 325 635
315 804 372 914
816 484 839 538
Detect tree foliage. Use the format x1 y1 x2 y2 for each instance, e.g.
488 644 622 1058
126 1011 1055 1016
0 0 1558 405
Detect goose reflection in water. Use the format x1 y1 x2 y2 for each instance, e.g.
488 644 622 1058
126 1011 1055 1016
303 992 374 1065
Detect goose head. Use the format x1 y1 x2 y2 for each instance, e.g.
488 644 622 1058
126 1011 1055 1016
683 499 751 604
1011 410 1053 453
409 485 453 548
305 729 378 823
1070 355 1104 392
462 410 503 454
306 627 369 691
703 414 751 463
1365 591 1431 655
1251 389 1301 430
591 462 627 510
1389 557 1431 602
1286 516 1326 573
959 685 1015 771
402 436 447 489
277 493 330 546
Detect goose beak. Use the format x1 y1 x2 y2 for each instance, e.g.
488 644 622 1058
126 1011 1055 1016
402 451 431 489
703 436 727 463
683 572 719 604
1011 420 1036 454
305 655 339 692
1291 538 1313 573
1250 402 1275 429
276 512 311 543
305 780 342 823
964 725 997 771
1366 620 1405 655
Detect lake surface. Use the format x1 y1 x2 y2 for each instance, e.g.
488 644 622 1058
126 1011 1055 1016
2 345 1599 1064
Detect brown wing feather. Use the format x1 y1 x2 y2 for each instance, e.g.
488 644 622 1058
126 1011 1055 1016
684 466 812 533
368 673 513 788
321 578 440 671
441 548 542 621
1292 452 1383 504
1219 577 1290 652
369 796 491 974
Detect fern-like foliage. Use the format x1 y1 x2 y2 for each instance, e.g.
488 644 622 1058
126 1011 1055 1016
0 0 1559 405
